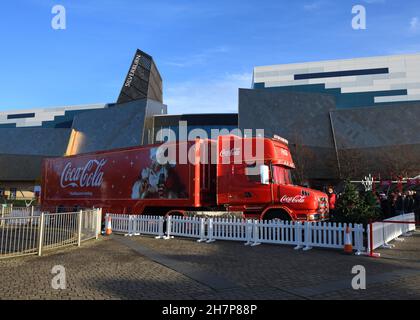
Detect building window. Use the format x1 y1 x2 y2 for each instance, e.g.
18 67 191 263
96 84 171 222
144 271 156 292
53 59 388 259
294 68 389 80
272 165 293 185
7 113 36 120
245 165 262 183
9 188 17 200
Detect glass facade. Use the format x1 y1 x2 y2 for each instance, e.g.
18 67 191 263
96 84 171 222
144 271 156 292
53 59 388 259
253 54 420 109
253 83 409 109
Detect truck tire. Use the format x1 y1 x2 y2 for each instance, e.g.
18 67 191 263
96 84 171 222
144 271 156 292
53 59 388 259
263 209 291 221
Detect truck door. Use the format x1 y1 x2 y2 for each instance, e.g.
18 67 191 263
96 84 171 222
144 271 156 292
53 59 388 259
216 135 272 206
271 165 293 201
217 162 272 206
216 136 239 205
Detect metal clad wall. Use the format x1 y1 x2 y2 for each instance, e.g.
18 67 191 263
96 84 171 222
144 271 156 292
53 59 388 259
238 89 339 179
238 89 336 148
0 128 71 156
117 49 163 104
71 99 167 154
330 103 420 149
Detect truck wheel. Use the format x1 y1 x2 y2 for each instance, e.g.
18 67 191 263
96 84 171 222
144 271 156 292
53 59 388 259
263 210 291 221
165 211 184 218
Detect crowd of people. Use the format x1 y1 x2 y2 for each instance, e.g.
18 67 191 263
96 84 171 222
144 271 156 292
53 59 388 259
325 185 420 221
378 190 420 219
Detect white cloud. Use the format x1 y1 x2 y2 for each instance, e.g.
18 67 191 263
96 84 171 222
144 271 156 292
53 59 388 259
410 17 419 32
164 73 252 114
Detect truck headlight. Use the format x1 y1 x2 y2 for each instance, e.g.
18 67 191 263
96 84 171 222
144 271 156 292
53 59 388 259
309 214 320 221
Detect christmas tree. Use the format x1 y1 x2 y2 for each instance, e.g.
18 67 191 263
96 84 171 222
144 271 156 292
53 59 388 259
334 180 381 225
359 190 381 224
335 180 360 222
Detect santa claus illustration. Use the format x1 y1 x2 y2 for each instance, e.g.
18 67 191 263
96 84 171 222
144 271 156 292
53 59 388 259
131 148 174 199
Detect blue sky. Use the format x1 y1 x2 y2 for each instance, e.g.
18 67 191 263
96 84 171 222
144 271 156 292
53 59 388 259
0 0 419 114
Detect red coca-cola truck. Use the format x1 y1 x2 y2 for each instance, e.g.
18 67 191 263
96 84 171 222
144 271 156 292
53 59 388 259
41 135 329 221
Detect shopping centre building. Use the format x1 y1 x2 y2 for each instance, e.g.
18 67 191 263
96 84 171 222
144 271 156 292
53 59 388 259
240 53 420 185
1 50 419 200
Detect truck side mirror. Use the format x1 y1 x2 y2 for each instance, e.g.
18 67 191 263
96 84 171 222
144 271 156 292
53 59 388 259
260 165 270 185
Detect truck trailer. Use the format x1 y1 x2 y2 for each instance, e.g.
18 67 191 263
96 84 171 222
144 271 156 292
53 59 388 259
41 135 329 221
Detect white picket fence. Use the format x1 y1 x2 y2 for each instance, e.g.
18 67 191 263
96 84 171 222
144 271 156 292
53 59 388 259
253 220 301 246
108 214 131 233
367 213 416 252
168 216 204 240
130 215 165 237
106 214 365 254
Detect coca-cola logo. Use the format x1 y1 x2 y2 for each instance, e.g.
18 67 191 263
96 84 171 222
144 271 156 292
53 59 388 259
60 159 107 188
280 195 306 204
220 148 241 157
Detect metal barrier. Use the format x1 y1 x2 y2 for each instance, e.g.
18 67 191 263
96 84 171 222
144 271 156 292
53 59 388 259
42 212 79 252
105 214 365 254
1 206 41 220
367 213 416 254
0 209 102 259
80 209 102 242
0 216 41 258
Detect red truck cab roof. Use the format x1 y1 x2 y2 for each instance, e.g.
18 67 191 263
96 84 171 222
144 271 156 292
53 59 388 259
217 135 295 168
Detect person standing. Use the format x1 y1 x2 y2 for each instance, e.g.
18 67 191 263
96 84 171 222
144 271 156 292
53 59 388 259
405 191 415 213
380 193 391 218
389 192 397 216
327 186 337 218
414 191 420 221
395 192 406 215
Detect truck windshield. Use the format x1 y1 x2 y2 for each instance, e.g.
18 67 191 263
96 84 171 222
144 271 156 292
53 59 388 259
272 165 293 185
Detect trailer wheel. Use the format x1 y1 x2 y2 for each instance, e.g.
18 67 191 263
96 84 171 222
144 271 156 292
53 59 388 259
263 209 291 221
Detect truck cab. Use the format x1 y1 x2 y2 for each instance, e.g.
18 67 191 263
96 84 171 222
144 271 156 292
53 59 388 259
216 135 329 221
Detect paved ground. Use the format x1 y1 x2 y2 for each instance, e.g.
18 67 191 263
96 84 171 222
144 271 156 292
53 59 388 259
0 230 419 300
